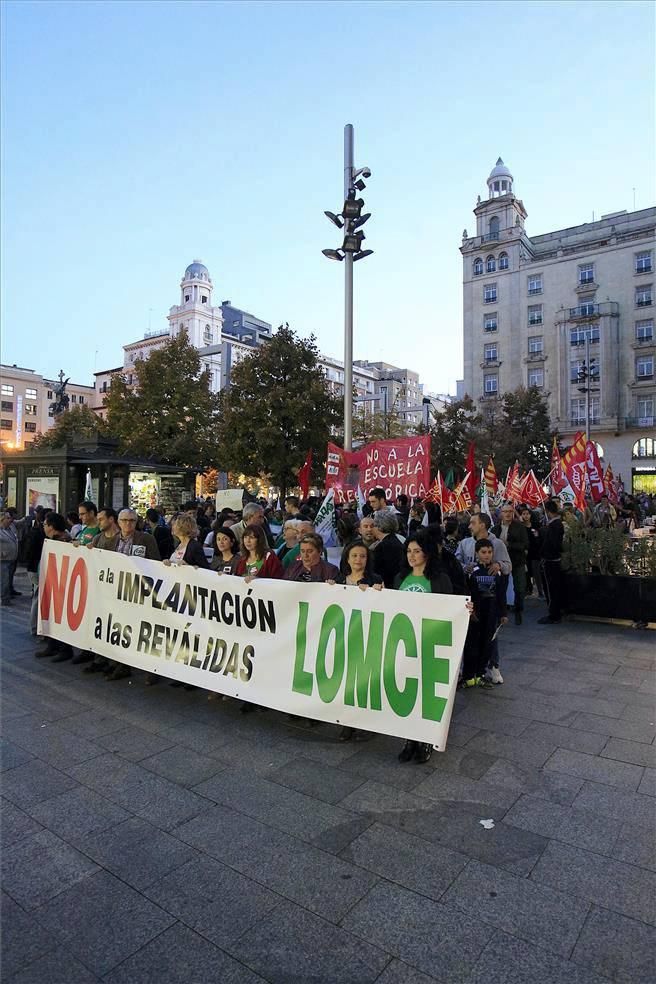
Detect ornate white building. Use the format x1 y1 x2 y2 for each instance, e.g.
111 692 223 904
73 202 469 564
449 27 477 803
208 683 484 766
461 160 656 492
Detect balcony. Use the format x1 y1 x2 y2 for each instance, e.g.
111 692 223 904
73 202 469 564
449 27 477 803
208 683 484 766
570 417 600 427
481 231 500 243
626 416 655 428
569 304 599 320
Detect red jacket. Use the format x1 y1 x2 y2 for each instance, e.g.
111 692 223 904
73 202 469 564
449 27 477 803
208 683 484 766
235 551 284 579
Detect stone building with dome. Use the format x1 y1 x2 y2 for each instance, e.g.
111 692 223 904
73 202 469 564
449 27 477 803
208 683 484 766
461 160 656 493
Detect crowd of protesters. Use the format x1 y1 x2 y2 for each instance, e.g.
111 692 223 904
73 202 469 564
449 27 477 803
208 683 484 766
2 482 654 764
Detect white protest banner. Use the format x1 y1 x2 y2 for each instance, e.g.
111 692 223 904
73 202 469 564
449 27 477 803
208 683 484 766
215 489 245 512
38 541 470 749
314 487 337 547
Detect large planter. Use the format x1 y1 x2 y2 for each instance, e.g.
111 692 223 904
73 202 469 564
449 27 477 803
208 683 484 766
564 573 656 622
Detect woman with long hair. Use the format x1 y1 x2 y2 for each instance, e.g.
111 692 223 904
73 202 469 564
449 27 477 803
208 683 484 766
235 524 284 581
211 526 240 574
163 513 209 569
334 539 383 589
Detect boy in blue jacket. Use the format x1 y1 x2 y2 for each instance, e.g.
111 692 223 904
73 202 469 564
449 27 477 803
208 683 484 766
462 538 508 687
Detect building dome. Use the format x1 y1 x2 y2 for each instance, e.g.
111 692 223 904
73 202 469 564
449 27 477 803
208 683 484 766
487 158 514 198
184 260 210 282
488 158 513 182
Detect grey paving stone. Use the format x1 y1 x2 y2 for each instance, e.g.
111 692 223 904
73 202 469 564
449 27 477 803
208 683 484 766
139 743 227 786
341 821 467 899
8 945 100 983
144 856 281 947
466 730 559 769
0 737 34 771
412 770 522 813
32 869 176 977
572 780 655 827
95 724 177 761
155 719 235 755
572 906 656 983
544 747 644 790
210 734 299 776
109 771 215 831
570 710 656 743
342 880 490 980
503 794 623 855
193 768 361 843
441 720 481 747
25 785 129 840
74 817 199 890
267 755 367 804
63 752 154 791
1 892 57 979
2 720 105 769
55 708 127 739
229 900 389 984
638 766 656 796
483 758 585 806
619 702 656 724
530 840 656 926
519 721 608 756
338 779 437 819
276 732 364 768
2 829 98 910
443 859 590 958
450 702 532 737
175 802 378 921
611 821 656 871
309 814 375 854
0 796 43 848
103 922 266 984
338 744 437 790
556 693 629 719
601 736 656 768
467 930 613 984
373 960 437 984
428 745 497 780
0 759 79 810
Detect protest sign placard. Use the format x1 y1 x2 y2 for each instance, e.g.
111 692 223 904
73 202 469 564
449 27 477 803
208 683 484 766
325 437 430 505
38 541 469 749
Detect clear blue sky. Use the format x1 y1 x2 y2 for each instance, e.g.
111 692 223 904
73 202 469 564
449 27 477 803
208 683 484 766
2 0 654 394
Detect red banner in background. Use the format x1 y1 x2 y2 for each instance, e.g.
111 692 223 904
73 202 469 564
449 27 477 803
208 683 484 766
325 437 430 504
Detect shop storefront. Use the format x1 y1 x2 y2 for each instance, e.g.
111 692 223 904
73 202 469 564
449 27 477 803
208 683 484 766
632 437 656 495
2 437 195 517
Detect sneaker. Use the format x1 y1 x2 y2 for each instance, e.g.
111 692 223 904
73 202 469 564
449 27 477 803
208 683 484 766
478 676 494 688
414 743 433 764
462 677 481 688
489 666 504 685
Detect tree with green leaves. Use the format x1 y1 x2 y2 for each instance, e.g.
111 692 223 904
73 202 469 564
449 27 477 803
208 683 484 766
427 396 481 477
352 405 410 446
31 405 108 449
104 333 221 469
214 326 341 500
476 386 556 477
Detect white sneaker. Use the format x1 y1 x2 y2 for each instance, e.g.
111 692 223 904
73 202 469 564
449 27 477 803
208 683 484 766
489 666 503 685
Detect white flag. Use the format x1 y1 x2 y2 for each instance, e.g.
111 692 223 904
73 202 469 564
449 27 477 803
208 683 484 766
356 485 366 521
314 487 337 546
84 469 93 502
480 467 490 517
421 509 429 527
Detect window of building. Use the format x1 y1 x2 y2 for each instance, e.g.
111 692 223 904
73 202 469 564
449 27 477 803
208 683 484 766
527 274 542 295
486 255 496 273
636 284 653 307
25 388 37 399
570 358 599 383
571 397 599 424
570 325 600 345
71 394 77 403
473 257 483 276
24 421 37 433
635 251 653 274
233 319 240 327
484 283 497 303
528 336 543 355
489 216 499 238
24 403 37 415
1 384 13 396
101 381 108 392
498 252 509 270
528 368 544 388
128 374 134 385
632 438 655 458
636 319 654 342
0 419 12 430
201 295 208 304
484 343 498 362
484 373 498 394
637 396 654 424
578 263 595 285
528 304 543 326
47 390 53 399
483 313 497 332
1 401 13 412
636 355 654 379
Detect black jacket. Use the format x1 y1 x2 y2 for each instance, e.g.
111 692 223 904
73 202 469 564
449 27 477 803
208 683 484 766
182 539 210 568
540 518 564 560
23 520 46 573
492 520 529 570
373 534 405 589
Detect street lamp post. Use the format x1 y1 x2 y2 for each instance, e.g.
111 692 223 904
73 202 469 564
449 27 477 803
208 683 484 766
323 123 373 452
576 329 599 443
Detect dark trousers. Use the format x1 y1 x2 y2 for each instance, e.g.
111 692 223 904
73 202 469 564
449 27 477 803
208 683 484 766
541 559 562 621
462 600 498 679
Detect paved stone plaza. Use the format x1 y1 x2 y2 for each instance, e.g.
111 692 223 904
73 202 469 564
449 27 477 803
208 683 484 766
1 571 655 983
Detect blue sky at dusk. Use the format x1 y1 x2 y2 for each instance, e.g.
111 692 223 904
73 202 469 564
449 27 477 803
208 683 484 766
2 0 654 393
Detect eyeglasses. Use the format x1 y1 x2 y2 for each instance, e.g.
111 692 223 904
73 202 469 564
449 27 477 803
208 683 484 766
119 518 137 524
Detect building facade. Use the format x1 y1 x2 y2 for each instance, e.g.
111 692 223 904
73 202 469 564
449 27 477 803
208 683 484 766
461 159 656 491
0 364 95 451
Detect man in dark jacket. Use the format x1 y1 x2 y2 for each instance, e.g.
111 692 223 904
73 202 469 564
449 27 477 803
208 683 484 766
371 512 404 588
493 503 529 624
538 500 564 624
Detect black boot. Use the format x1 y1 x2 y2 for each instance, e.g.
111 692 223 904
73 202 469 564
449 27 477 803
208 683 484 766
398 740 418 763
35 639 58 658
414 743 433 764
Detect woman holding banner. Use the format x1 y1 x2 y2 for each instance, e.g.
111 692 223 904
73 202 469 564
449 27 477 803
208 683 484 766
164 514 209 569
211 527 240 574
394 531 455 765
235 525 284 581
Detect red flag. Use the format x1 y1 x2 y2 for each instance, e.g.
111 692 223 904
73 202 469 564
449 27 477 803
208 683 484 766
550 438 566 494
464 442 477 500
449 472 472 513
425 471 453 512
585 441 605 503
603 465 620 506
484 456 498 494
520 470 548 508
297 450 312 500
504 461 523 504
562 433 587 511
